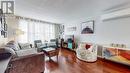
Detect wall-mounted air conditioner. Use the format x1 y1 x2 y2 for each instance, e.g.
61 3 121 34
101 8 130 21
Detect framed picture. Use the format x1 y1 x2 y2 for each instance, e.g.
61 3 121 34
67 27 77 31
81 20 94 34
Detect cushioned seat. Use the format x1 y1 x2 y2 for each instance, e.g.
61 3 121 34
6 41 37 57
48 39 59 48
76 43 97 62
34 40 47 51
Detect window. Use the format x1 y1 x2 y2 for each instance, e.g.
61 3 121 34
18 18 55 43
18 19 28 43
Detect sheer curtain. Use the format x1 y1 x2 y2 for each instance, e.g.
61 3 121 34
18 18 55 43
18 19 28 43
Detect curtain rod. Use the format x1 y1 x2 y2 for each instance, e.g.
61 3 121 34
15 15 61 25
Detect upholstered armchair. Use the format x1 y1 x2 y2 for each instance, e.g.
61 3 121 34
34 40 47 51
76 43 97 62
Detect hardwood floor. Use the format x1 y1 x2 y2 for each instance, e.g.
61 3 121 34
44 48 130 73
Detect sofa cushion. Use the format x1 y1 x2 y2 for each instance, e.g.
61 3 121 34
5 44 19 51
48 42 56 46
37 43 42 48
19 43 31 50
6 41 20 51
15 48 37 57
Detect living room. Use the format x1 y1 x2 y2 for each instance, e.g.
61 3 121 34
0 0 130 73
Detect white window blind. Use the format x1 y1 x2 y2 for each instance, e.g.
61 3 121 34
18 19 55 43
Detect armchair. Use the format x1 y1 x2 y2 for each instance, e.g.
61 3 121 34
48 39 59 48
76 43 97 62
34 39 59 60
34 40 47 51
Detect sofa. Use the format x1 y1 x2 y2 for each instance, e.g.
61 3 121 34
0 47 15 73
6 41 38 57
76 42 98 62
0 41 45 73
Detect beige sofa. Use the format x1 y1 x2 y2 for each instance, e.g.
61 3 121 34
0 41 45 73
5 41 37 57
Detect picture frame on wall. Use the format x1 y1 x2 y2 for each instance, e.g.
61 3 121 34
67 27 77 31
81 20 94 34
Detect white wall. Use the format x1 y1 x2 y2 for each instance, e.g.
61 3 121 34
64 9 130 47
64 16 99 43
96 17 130 46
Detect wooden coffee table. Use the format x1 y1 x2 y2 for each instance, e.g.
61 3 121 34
42 48 59 60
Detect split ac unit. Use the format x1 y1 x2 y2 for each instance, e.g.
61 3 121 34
101 8 130 21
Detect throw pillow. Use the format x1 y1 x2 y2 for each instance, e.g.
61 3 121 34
19 43 31 49
37 43 42 48
5 45 18 51
85 44 91 49
14 42 21 50
6 41 20 51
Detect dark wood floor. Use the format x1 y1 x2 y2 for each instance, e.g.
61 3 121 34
44 48 130 73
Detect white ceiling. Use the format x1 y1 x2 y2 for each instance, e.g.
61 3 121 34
15 0 130 24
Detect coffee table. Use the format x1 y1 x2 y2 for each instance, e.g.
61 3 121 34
42 48 59 60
